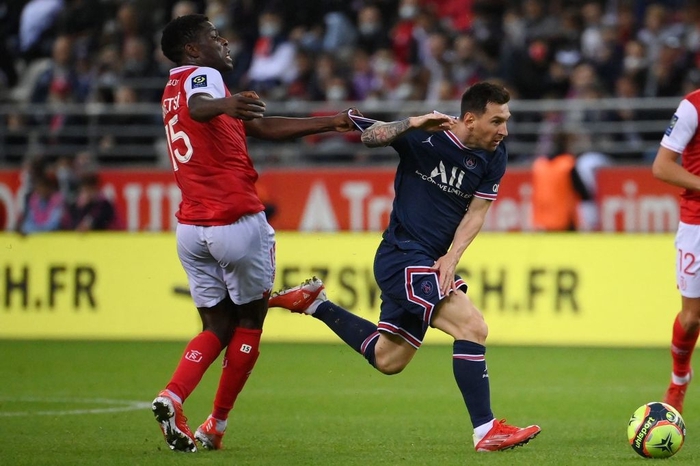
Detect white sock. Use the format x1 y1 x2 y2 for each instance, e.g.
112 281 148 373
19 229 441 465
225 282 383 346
672 372 692 385
473 418 496 441
165 389 182 404
306 299 323 315
212 417 227 432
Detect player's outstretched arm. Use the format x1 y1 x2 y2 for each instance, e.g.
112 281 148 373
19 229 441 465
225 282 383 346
189 90 266 122
244 108 362 141
361 113 457 147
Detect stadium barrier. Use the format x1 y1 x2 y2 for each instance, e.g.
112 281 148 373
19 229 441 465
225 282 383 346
0 166 681 232
0 232 677 346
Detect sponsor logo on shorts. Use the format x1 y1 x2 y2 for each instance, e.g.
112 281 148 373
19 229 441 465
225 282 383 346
191 75 207 88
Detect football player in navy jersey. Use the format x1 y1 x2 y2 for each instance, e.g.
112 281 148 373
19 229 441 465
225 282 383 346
270 82 541 452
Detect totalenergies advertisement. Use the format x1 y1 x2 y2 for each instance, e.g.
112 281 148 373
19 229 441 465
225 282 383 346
0 166 680 232
0 232 678 346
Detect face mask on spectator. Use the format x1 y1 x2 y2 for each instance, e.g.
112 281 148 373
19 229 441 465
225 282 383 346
373 57 393 74
399 5 417 20
326 86 348 101
259 22 281 38
624 56 646 71
359 22 380 35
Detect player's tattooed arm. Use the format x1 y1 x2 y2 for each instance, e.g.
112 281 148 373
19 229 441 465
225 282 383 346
361 113 458 147
361 119 411 147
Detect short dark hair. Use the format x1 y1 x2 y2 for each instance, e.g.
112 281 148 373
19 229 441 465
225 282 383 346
161 14 209 64
460 82 510 118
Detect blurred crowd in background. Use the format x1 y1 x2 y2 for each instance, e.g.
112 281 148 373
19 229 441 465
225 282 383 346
2 0 699 233
2 0 698 107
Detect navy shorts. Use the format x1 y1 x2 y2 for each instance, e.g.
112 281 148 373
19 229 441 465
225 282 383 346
373 240 467 348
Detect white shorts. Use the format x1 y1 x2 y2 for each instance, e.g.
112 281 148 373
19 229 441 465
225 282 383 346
176 211 276 307
675 221 700 298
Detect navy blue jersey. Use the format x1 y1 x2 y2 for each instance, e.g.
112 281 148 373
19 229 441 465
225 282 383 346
349 111 507 258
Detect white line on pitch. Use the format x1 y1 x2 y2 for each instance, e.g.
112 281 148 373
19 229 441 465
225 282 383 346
0 397 151 417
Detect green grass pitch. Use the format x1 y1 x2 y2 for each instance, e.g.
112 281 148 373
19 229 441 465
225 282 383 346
0 340 698 465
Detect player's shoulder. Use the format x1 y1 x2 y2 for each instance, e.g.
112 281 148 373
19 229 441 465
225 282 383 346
684 89 700 107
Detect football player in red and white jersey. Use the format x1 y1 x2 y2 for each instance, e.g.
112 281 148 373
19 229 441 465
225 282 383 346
653 88 700 414
151 14 359 453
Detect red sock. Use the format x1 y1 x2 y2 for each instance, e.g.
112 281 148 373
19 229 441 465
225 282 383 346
211 328 262 420
671 314 700 378
166 330 222 402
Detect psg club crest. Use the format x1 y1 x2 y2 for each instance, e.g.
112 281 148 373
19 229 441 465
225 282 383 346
420 280 433 296
464 156 477 170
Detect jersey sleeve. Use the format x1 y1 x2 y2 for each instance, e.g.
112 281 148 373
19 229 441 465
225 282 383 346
475 147 507 201
183 67 227 101
661 99 699 154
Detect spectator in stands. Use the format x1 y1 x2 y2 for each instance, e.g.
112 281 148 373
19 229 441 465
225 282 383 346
349 49 379 101
610 74 647 157
422 29 453 103
97 84 158 164
321 7 357 56
2 112 30 164
37 65 88 156
0 0 22 90
580 1 606 62
622 39 650 91
244 9 297 98
589 21 625 93
644 35 688 97
390 0 421 66
64 172 117 231
120 36 162 101
451 33 487 90
17 171 65 235
19 0 64 61
370 47 409 100
521 0 561 43
30 34 80 104
171 0 199 20
355 4 391 55
637 3 683 64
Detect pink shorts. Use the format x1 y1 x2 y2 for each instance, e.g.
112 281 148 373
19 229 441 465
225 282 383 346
176 211 276 307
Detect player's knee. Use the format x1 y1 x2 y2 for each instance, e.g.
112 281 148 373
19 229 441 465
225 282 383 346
374 354 408 375
455 311 488 343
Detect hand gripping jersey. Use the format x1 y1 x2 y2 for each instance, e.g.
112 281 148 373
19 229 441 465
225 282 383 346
348 111 506 258
661 88 700 224
161 66 265 225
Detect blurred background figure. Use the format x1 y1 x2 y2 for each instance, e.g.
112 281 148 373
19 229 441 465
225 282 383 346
244 9 297 99
531 131 580 232
64 172 118 231
17 170 65 235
